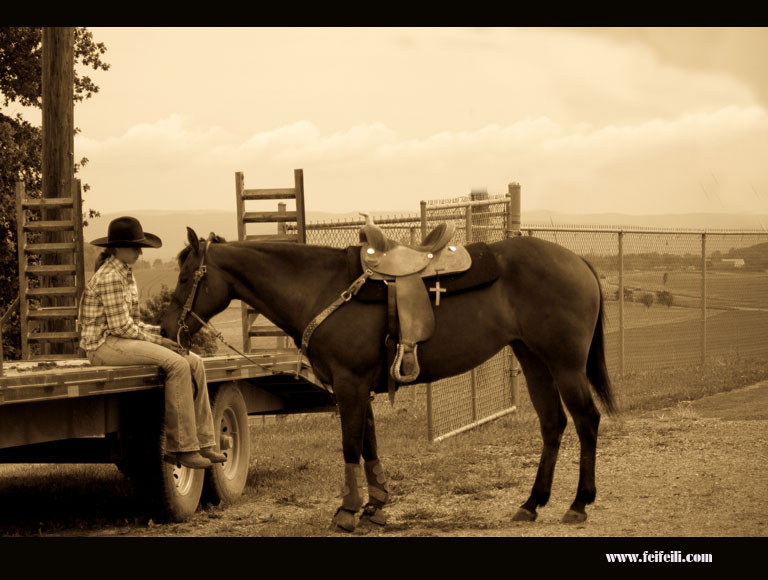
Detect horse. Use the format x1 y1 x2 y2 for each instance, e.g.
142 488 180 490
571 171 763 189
160 226 616 532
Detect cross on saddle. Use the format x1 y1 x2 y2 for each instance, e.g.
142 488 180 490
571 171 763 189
429 279 446 306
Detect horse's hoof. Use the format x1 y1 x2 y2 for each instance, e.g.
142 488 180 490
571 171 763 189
512 508 537 522
332 509 357 533
561 509 587 524
359 507 387 528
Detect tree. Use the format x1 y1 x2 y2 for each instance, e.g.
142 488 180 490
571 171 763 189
655 290 674 308
640 292 654 309
140 285 219 356
0 27 109 359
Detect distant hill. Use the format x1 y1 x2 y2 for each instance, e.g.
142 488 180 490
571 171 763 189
83 209 397 261
522 210 768 231
84 208 768 262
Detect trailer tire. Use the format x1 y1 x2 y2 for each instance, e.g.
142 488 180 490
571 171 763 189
201 383 250 506
119 390 204 523
156 427 206 522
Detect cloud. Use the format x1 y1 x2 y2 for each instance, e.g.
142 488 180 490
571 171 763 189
75 107 768 217
579 27 768 110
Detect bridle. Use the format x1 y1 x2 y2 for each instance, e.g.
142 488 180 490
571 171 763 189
171 232 271 369
172 233 213 348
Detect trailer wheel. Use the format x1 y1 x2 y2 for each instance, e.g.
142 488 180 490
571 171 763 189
201 383 251 506
157 433 206 522
119 391 204 522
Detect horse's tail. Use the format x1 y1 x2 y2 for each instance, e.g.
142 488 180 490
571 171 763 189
582 258 618 416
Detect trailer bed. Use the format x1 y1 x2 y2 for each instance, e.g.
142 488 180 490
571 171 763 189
0 352 330 406
0 351 336 455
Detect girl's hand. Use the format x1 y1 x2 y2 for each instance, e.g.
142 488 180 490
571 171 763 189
161 337 187 354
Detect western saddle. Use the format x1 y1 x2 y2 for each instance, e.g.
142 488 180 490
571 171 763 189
358 214 471 388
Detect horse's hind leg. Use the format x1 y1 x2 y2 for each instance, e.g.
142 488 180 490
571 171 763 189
553 367 601 523
331 373 390 533
510 341 567 522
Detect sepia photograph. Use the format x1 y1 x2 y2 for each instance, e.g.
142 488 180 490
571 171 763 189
0 26 766 565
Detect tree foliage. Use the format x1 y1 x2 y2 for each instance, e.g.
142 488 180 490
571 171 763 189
0 27 109 359
140 285 220 357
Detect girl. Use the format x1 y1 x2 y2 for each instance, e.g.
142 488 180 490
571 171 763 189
80 216 226 469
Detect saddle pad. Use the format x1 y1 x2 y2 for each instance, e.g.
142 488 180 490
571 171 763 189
346 242 500 304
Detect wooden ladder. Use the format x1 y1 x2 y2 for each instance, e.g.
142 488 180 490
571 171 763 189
16 180 85 360
235 169 306 352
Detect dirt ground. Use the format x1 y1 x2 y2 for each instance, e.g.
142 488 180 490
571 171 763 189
71 379 768 540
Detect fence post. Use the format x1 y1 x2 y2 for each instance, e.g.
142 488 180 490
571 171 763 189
470 368 478 422
507 182 522 408
426 381 435 442
470 187 488 243
701 233 707 367
507 182 521 238
465 201 473 243
420 200 427 242
277 202 289 350
618 231 625 378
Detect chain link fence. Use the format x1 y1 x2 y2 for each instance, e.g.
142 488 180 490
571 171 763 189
292 189 768 442
523 226 768 376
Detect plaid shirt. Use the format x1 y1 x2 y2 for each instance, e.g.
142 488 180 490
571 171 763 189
79 255 164 351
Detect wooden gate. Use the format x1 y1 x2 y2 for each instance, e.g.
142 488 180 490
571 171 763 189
235 169 307 352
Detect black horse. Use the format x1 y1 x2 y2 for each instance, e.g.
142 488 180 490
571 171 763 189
161 227 616 531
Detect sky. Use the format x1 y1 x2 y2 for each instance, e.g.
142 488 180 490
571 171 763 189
11 27 768 218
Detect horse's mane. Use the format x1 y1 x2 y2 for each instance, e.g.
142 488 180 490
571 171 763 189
176 234 227 268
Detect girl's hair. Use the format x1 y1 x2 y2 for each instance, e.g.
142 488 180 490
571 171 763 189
94 247 117 271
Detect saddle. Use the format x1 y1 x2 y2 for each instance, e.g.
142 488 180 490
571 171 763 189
359 217 472 388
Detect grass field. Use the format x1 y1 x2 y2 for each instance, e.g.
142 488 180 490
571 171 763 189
603 269 768 310
1 355 766 536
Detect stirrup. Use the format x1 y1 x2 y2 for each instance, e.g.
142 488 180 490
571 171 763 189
390 343 420 383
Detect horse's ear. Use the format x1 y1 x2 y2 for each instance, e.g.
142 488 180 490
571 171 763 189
186 227 199 253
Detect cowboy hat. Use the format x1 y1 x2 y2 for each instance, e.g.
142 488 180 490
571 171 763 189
90 216 162 248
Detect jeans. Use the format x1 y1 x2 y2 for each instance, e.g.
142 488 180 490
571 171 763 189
87 335 216 453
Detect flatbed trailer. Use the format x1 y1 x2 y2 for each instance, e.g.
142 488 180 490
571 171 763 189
0 351 336 521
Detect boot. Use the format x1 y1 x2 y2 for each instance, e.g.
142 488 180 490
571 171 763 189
200 446 227 463
163 451 212 469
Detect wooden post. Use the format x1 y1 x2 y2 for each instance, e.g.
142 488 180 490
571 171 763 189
235 172 249 351
277 202 288 350
41 27 75 356
293 169 306 244
235 172 246 241
42 27 75 207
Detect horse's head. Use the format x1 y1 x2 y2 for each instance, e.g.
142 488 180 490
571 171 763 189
160 227 231 348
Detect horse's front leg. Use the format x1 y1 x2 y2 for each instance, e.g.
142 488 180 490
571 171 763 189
332 378 374 533
359 398 391 529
